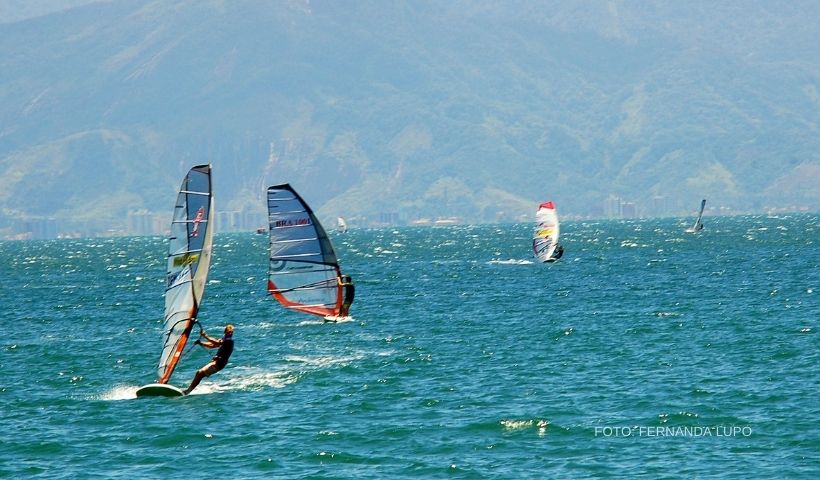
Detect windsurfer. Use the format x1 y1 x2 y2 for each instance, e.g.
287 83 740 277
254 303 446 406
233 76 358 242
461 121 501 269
183 324 234 394
339 275 355 317
551 245 564 260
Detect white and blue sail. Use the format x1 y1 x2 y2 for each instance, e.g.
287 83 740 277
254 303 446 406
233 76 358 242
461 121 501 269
266 184 344 318
157 164 214 384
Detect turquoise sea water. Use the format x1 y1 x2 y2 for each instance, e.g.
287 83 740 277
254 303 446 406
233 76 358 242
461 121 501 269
1 215 817 478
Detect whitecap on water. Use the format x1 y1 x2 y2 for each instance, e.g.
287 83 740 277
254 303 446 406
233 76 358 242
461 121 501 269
284 353 363 368
296 318 334 326
95 384 140 401
487 259 533 265
500 419 550 436
197 368 298 393
501 419 535 429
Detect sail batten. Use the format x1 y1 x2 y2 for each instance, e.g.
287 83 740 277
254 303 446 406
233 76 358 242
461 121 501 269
156 164 214 384
166 248 203 256
271 260 335 268
268 208 304 213
272 251 325 259
267 184 343 318
285 303 335 309
274 238 321 245
271 267 337 277
172 219 210 224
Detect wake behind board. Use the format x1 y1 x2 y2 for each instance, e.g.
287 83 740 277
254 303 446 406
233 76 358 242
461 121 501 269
136 383 185 398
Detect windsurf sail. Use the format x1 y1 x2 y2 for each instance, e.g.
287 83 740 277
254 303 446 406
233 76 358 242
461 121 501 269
267 184 343 317
156 164 214 384
337 216 348 233
686 199 706 233
532 201 561 263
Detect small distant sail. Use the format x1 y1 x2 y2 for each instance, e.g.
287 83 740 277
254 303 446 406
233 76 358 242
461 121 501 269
685 199 706 233
267 184 343 318
157 164 214 384
337 216 348 233
533 201 561 263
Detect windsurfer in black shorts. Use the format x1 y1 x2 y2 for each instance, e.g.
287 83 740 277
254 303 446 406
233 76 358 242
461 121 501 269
183 324 234 394
338 275 355 317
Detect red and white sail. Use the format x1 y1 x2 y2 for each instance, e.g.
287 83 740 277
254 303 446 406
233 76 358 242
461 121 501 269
532 201 560 263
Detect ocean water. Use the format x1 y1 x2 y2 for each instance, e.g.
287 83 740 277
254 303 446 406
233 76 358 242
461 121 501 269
0 215 817 478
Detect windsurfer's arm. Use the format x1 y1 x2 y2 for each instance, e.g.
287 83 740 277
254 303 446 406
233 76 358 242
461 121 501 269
197 331 222 348
196 338 221 349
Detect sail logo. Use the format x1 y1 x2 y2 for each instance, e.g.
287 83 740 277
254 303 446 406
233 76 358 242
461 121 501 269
173 253 199 267
270 260 288 272
275 218 311 228
190 206 205 237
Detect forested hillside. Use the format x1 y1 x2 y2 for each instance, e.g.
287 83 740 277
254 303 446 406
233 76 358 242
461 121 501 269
1 0 817 235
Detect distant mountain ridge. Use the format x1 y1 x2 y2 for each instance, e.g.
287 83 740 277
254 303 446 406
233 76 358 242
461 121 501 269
1 0 818 235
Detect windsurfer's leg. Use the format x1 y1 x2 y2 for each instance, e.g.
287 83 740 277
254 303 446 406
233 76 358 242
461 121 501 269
184 362 215 394
184 369 205 394
184 372 203 394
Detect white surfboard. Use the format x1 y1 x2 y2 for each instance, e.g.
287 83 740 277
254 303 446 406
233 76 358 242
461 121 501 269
136 383 185 398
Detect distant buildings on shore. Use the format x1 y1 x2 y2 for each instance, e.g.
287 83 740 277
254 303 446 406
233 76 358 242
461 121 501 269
2 217 59 240
1 209 267 240
1 199 813 240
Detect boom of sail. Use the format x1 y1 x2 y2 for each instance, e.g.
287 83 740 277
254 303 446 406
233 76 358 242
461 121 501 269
532 201 561 263
267 184 343 318
156 164 214 384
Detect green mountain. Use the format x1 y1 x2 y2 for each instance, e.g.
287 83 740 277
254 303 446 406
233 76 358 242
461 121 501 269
1 0 818 235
